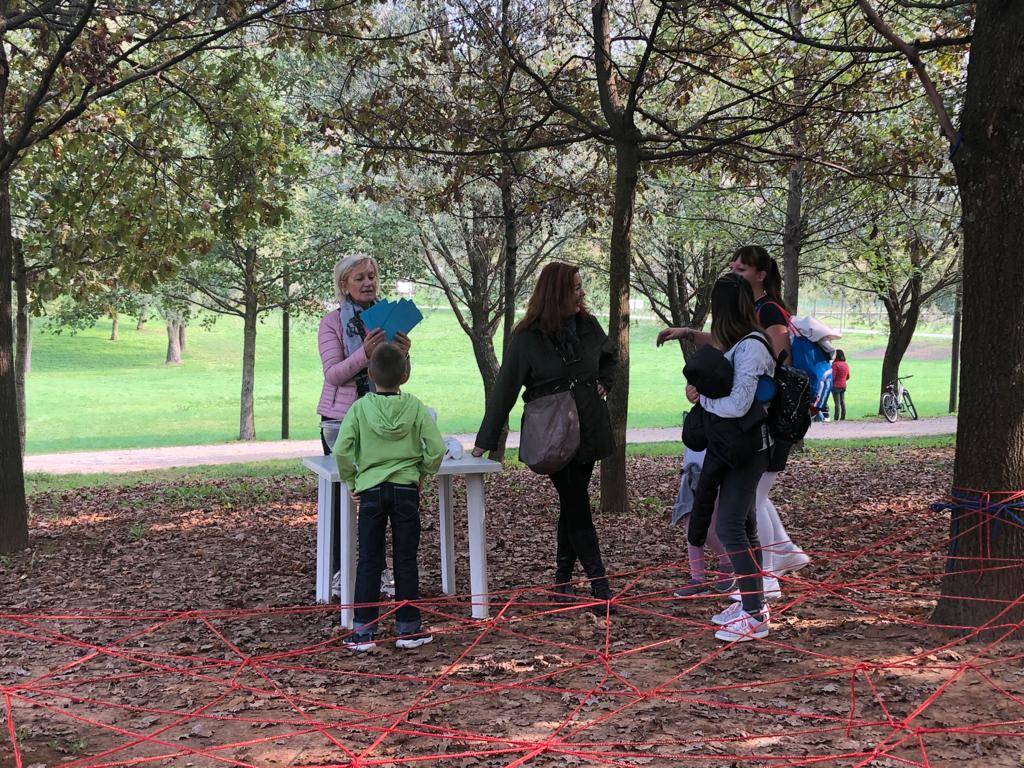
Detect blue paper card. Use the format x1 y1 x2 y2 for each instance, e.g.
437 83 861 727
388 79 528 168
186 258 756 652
357 299 395 332
382 299 423 340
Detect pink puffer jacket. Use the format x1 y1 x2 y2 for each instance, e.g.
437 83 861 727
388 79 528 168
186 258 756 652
316 310 369 420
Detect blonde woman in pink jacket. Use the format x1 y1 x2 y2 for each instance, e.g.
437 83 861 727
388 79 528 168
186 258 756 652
317 254 410 595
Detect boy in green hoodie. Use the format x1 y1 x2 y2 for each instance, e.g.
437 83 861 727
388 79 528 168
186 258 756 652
335 342 445 651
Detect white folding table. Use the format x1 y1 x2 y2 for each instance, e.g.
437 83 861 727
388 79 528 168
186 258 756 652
301 454 502 627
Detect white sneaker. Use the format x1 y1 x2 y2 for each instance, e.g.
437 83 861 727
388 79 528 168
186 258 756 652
395 635 433 650
772 551 811 576
345 639 376 653
331 571 341 600
763 576 782 602
713 601 769 626
714 610 769 642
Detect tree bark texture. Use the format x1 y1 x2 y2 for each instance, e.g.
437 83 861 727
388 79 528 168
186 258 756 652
782 0 806 314
136 316 146 330
109 308 119 341
0 170 29 553
179 320 186 352
165 317 183 364
14 240 27 453
239 247 258 441
932 6 1024 631
949 282 961 413
877 289 919 413
500 167 518 353
600 140 640 517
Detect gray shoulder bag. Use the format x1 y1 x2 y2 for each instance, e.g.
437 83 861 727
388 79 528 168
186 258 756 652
519 382 580 475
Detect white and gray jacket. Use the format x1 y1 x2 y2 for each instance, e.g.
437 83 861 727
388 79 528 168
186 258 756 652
700 333 776 448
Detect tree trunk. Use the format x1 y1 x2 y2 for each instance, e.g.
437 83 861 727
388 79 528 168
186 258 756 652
0 169 29 554
878 299 917 414
13 240 27 454
500 167 518 353
179 320 186 352
469 326 507 459
109 308 119 341
601 139 640 517
932 6 1024 631
282 265 290 440
239 245 259 441
781 0 805 313
136 316 146 330
949 281 961 413
165 317 183 364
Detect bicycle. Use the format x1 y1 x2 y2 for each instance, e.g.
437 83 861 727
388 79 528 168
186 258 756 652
881 375 918 423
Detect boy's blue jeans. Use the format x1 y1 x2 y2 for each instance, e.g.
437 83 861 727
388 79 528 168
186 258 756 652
352 482 422 641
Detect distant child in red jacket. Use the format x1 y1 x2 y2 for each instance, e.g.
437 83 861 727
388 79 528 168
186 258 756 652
831 350 850 421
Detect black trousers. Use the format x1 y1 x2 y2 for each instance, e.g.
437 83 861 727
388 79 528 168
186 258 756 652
353 482 422 638
548 460 610 596
714 450 769 618
832 388 847 420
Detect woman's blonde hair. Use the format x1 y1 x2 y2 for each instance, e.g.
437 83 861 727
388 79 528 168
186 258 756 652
333 254 379 303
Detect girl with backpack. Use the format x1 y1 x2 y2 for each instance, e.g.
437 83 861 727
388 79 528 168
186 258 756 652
658 274 774 641
728 246 811 582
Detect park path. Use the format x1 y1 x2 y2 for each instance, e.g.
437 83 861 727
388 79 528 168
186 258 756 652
24 416 957 475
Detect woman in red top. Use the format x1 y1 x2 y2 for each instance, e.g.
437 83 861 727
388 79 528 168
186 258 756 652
831 350 850 421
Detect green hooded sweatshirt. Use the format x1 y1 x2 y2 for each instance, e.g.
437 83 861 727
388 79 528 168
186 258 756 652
334 392 445 493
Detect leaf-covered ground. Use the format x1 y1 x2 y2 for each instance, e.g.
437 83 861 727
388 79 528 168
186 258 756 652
3 446 1023 767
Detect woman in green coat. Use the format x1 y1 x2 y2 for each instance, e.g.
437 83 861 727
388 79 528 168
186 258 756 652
473 263 617 602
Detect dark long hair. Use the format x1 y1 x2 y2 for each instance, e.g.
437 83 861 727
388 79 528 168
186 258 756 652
710 274 762 351
516 262 589 333
733 245 788 312
835 349 846 362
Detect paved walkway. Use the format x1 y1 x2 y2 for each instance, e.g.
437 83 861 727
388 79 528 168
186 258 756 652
24 416 957 475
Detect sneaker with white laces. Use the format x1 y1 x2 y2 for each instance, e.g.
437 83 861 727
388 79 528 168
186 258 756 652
714 610 769 642
772 551 811 577
395 635 433 650
345 639 376 653
713 600 769 626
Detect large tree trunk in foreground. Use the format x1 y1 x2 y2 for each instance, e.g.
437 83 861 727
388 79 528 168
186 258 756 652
0 170 29 554
14 241 27 454
600 139 640 517
932 7 1024 631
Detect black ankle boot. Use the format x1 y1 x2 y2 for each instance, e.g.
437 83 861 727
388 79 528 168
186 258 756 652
568 526 616 610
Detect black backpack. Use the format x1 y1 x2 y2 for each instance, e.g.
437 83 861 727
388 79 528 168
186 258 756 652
742 334 813 443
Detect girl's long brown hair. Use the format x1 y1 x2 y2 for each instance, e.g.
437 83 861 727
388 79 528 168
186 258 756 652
515 262 588 334
710 274 762 351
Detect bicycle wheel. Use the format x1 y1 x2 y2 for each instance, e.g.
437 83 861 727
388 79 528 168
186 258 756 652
882 392 899 422
903 391 918 420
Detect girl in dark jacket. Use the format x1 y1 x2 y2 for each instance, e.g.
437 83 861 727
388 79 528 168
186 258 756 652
473 263 617 603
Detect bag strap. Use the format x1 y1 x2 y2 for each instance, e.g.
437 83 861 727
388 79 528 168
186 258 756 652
759 300 803 338
741 332 790 367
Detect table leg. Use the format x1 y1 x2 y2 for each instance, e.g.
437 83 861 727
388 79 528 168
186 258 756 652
338 484 357 629
466 475 489 620
315 477 333 604
438 476 456 595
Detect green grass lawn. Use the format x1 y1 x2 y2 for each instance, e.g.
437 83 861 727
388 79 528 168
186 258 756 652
24 308 956 454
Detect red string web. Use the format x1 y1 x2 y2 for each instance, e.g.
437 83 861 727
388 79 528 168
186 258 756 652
3 500 1024 767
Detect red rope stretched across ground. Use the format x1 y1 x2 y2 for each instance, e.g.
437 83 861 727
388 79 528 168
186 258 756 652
2 505 1024 768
